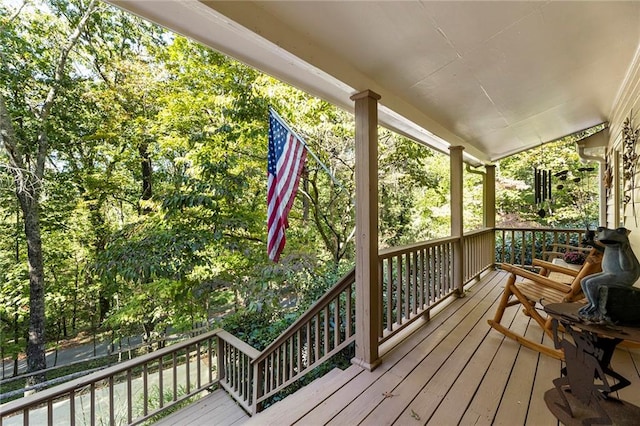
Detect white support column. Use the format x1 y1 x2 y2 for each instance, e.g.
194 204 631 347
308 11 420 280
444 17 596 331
450 146 464 295
351 89 381 371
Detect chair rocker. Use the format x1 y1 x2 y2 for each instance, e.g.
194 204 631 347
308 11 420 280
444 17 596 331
488 248 603 359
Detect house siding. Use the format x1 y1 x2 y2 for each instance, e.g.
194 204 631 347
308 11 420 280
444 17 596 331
607 47 640 267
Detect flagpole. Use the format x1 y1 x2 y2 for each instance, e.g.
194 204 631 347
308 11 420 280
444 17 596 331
269 106 348 194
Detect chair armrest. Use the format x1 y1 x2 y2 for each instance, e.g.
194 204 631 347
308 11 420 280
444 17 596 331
551 244 593 253
532 259 579 277
499 263 573 293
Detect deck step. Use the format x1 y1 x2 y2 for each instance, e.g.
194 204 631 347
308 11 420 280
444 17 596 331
244 365 363 425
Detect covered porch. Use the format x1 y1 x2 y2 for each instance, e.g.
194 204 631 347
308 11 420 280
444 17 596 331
103 0 640 372
3 231 639 425
156 269 640 425
3 1 640 425
8 229 640 425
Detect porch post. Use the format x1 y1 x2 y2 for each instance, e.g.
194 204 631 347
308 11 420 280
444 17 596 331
485 164 496 229
485 164 496 268
351 89 381 371
450 146 464 295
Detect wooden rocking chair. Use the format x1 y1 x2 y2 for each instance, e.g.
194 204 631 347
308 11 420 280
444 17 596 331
488 247 603 359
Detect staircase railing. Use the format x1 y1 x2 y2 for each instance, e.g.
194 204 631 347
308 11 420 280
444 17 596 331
217 331 261 415
250 268 356 412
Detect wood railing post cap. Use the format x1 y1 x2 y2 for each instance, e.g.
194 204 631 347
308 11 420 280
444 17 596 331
350 90 381 101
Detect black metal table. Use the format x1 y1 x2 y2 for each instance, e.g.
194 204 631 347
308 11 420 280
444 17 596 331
544 302 640 425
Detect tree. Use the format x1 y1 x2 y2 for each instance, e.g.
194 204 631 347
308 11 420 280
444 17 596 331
496 131 601 229
1 0 487 377
0 0 98 386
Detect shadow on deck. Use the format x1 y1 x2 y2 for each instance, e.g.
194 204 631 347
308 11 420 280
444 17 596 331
159 269 640 425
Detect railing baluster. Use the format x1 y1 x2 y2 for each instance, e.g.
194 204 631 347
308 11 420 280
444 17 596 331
314 314 320 363
306 322 311 368
509 229 515 264
186 345 191 394
404 252 410 322
70 389 76 426
239 346 244 392
109 375 114 425
296 329 302 373
324 305 330 356
395 255 402 326
196 342 201 390
411 251 417 315
208 338 213 384
276 346 281 389
378 261 384 338
435 244 441 294
47 399 52 426
90 383 95 426
346 284 356 337
418 248 424 310
172 352 177 402
267 353 273 392
386 257 392 332
142 363 148 416
126 369 132 423
334 297 340 349
287 338 292 382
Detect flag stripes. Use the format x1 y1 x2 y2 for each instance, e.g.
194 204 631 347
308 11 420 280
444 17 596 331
267 108 307 262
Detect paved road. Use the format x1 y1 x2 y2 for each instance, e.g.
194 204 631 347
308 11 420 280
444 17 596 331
1 335 144 379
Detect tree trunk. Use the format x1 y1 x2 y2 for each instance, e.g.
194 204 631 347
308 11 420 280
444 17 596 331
12 313 20 377
0 1 98 388
139 140 153 214
17 191 47 386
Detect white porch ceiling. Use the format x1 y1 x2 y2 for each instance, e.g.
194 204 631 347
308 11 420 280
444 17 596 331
109 1 640 165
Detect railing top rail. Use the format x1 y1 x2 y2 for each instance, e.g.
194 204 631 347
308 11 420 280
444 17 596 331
217 330 260 359
463 227 494 237
0 329 221 414
495 227 585 232
252 268 355 365
379 235 458 258
379 229 494 259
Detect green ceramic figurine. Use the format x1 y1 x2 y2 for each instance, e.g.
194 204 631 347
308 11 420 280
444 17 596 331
579 227 640 323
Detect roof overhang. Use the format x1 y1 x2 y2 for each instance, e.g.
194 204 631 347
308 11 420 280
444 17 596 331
107 1 640 166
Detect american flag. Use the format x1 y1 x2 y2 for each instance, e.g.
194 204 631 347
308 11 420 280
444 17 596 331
267 108 307 262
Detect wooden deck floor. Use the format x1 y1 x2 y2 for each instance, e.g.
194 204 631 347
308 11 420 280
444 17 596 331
154 388 249 426
162 269 640 425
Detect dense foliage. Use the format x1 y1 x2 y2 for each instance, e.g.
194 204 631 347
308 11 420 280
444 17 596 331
0 0 454 379
0 0 598 384
497 134 600 230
